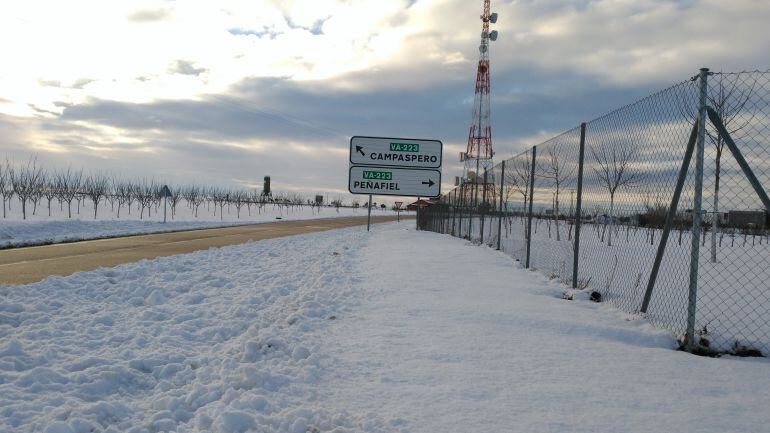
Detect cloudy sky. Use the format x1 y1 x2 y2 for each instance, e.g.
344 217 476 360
0 0 768 202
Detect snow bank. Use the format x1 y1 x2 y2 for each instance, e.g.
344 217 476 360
0 224 406 432
0 203 402 248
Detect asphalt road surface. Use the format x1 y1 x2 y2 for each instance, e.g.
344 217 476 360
0 215 407 286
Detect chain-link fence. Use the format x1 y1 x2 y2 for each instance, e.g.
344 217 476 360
423 68 770 356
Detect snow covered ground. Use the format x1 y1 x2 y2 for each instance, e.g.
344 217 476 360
445 213 770 354
0 197 400 248
2 222 768 432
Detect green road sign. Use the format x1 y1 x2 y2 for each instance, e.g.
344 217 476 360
350 136 442 169
349 166 441 197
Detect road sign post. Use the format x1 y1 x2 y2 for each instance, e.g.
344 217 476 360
367 195 373 232
160 185 172 224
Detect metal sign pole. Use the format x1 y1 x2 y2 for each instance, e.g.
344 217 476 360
163 195 167 224
367 194 373 232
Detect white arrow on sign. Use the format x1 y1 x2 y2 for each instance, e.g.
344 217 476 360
348 166 441 197
350 136 442 169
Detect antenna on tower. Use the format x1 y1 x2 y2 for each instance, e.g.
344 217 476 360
461 0 498 216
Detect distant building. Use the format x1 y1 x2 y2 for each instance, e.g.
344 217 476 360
407 199 434 211
596 214 620 225
728 210 767 229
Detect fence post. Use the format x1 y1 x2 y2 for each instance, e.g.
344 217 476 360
525 146 537 268
497 160 505 250
443 195 448 233
467 184 473 241
572 123 587 288
685 67 709 351
458 183 464 239
480 169 488 244
451 189 457 236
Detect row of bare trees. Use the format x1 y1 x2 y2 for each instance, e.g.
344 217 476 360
0 158 328 221
497 139 639 247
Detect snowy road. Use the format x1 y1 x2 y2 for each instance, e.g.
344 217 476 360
1 222 768 432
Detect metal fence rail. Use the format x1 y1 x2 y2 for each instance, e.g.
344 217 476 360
423 68 770 356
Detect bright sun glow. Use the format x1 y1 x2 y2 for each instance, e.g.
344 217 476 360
0 0 418 117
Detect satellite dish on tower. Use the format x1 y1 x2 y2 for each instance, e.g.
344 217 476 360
489 12 498 23
489 30 498 41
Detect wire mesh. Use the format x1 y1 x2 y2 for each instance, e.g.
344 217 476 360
527 128 582 284
499 150 534 262
581 79 699 338
695 70 770 353
422 69 770 356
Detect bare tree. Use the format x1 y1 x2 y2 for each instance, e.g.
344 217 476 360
252 189 266 215
113 181 130 218
29 169 46 216
210 188 227 220
55 168 82 218
42 173 59 217
232 190 246 219
0 159 11 218
136 180 155 219
184 185 205 218
105 177 117 213
511 150 532 229
10 158 44 220
590 142 640 246
539 147 575 241
168 186 182 219
126 182 138 216
678 73 758 262
331 199 343 212
705 75 757 263
84 174 109 219
502 162 518 207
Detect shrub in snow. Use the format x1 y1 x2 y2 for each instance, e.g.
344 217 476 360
589 291 602 302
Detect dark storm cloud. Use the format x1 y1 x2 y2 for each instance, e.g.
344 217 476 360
62 61 671 155
48 63 674 200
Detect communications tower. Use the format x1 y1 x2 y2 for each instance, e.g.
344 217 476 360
461 0 498 205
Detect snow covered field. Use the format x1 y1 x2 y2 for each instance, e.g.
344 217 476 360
443 213 770 354
2 222 769 432
0 196 399 248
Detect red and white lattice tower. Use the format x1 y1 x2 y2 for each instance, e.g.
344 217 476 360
462 0 498 204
